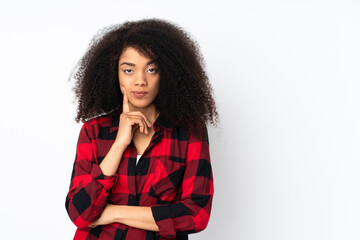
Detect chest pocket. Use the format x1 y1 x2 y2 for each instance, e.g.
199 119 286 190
148 157 185 203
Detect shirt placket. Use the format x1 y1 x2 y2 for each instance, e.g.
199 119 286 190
126 128 163 206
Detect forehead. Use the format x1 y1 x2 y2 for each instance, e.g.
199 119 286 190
119 46 155 62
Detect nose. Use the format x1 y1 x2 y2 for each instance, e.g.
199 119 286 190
134 71 147 86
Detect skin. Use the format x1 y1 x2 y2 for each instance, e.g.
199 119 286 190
88 47 161 232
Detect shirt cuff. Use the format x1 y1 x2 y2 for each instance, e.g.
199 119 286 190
151 205 176 238
90 163 117 190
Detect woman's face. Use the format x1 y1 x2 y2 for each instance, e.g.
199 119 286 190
118 47 160 111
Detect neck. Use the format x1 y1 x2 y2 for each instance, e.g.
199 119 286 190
128 103 160 123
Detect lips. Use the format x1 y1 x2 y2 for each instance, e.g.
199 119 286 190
132 91 148 98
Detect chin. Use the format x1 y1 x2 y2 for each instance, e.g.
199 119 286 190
129 100 154 109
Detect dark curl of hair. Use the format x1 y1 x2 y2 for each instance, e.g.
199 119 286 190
68 18 219 134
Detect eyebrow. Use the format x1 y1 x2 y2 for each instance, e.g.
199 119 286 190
119 59 156 67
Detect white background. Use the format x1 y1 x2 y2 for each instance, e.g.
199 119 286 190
0 0 359 239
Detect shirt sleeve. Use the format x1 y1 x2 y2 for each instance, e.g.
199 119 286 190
150 126 214 238
65 122 117 229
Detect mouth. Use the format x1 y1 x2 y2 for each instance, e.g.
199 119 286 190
132 91 148 98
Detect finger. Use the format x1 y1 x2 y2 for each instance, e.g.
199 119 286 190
138 117 148 134
139 118 147 134
132 124 140 135
141 118 148 134
137 120 144 134
145 123 149 134
125 111 152 127
143 117 149 134
128 116 146 134
89 223 97 228
137 118 146 134
122 87 130 113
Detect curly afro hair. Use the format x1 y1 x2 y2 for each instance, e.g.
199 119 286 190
68 18 219 134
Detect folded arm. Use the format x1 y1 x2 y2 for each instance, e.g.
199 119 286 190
90 126 214 238
89 204 159 232
149 126 214 238
65 122 124 228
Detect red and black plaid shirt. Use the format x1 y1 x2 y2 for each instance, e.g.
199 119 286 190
65 108 214 240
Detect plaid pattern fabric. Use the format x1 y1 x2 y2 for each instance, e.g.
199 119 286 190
65 107 214 240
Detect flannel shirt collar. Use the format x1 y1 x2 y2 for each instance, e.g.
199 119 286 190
109 107 174 134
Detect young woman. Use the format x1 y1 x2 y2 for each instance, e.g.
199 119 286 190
65 18 219 240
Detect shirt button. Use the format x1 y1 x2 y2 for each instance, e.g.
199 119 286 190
137 172 141 176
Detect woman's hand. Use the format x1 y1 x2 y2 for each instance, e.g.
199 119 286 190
88 204 117 228
115 87 152 147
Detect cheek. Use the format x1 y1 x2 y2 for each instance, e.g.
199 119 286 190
155 83 160 95
119 82 124 93
154 78 160 92
119 83 129 96
118 72 129 85
119 78 129 91
154 85 160 95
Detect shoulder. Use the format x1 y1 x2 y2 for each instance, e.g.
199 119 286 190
81 109 121 135
82 115 109 128
188 124 209 144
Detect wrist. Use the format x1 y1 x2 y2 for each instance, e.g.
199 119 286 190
112 140 128 151
114 138 129 149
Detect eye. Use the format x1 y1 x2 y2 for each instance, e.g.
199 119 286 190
148 68 158 73
124 69 133 74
